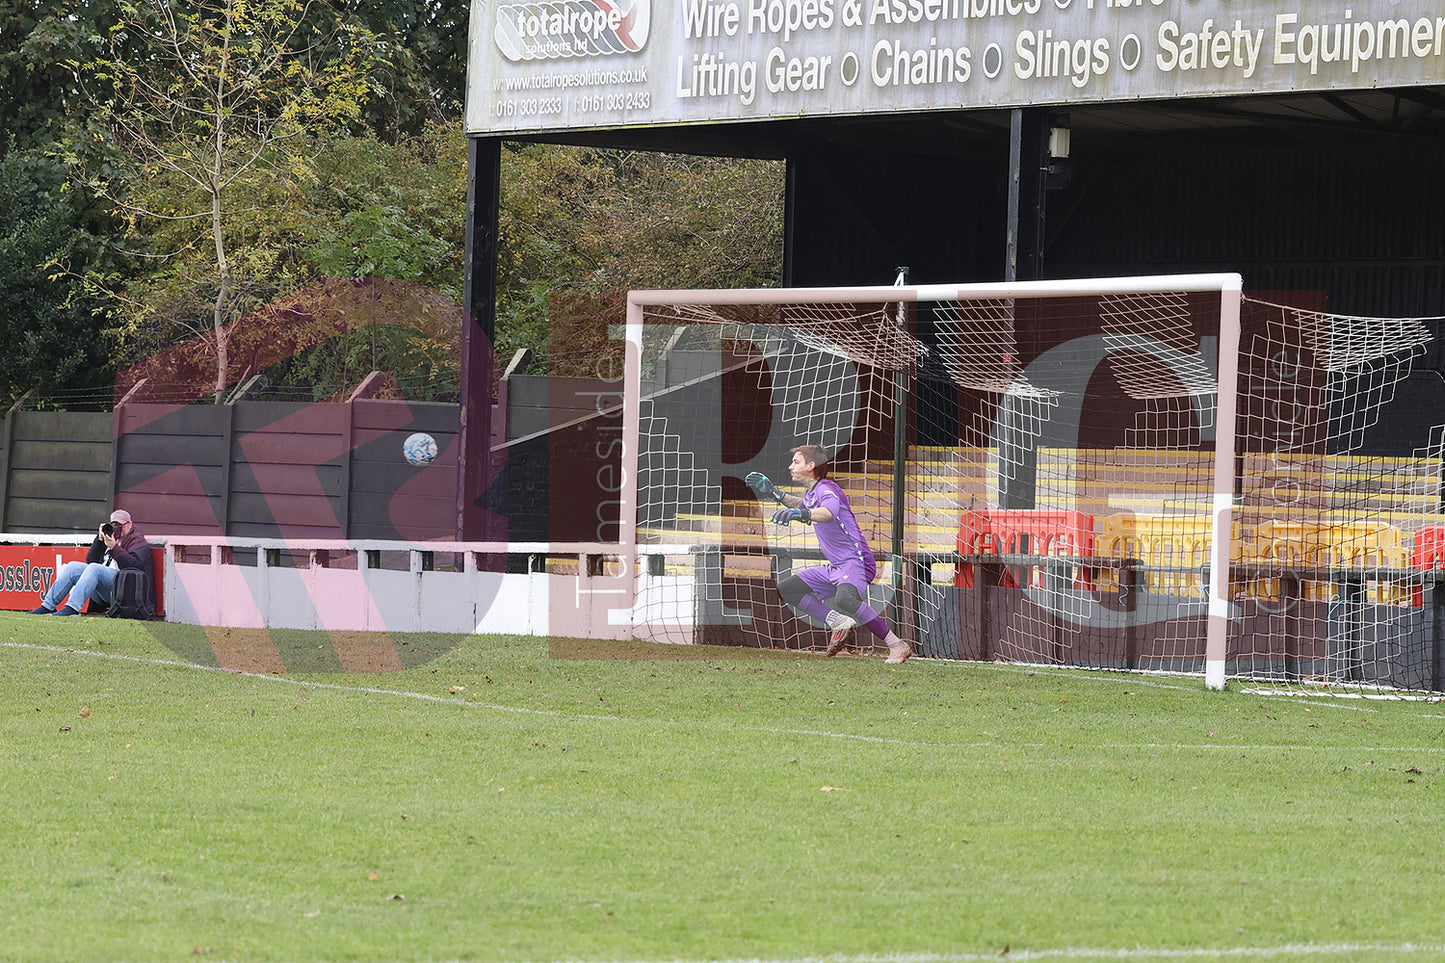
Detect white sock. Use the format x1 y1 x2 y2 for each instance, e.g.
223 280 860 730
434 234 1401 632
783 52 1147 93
825 609 852 630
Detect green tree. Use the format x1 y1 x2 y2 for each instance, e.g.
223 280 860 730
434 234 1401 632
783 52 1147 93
336 0 469 137
1 0 133 396
0 149 114 408
257 122 469 400
494 144 784 375
577 151 785 291
78 0 373 401
495 143 612 371
303 122 467 298
0 0 112 157
114 123 468 404
1 0 467 155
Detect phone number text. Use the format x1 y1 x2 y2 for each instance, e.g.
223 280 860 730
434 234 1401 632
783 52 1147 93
574 91 653 113
490 97 565 118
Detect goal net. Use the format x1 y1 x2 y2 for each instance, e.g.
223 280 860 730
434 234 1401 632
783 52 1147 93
1227 299 1445 696
618 276 1445 695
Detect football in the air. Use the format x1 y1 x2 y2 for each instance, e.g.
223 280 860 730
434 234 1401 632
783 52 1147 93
402 432 438 467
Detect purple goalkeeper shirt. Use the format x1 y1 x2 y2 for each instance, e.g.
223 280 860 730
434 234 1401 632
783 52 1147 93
800 478 876 574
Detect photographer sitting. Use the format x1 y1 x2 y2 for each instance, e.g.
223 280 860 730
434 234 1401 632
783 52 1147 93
28 509 154 617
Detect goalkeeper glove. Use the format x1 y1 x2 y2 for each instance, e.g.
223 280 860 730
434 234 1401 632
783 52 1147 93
771 506 812 526
745 471 787 505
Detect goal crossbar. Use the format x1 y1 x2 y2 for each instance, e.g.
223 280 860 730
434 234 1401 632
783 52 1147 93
627 273 1244 307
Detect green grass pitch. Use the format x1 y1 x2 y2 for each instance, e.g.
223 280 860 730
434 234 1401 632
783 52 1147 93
2 615 1443 963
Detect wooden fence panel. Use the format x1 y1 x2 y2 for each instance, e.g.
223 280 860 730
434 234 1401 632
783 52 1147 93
3 412 112 533
349 400 460 541
229 403 349 538
114 404 231 535
2 399 463 541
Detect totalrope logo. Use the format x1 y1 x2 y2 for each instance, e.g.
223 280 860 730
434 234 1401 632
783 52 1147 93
495 0 650 62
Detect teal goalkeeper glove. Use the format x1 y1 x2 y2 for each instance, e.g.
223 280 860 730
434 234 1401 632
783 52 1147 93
771 506 812 526
746 472 787 505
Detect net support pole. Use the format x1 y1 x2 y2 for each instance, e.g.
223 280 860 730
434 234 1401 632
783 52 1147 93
892 282 908 577
1204 277 1244 691
891 313 910 641
892 370 907 562
616 296 644 634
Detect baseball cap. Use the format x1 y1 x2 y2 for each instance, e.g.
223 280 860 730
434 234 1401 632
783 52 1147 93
110 509 132 525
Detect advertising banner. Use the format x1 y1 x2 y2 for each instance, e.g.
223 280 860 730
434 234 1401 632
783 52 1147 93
0 546 89 611
466 0 1445 135
0 545 166 615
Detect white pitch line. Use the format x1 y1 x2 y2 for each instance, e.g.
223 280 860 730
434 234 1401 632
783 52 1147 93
5 641 1445 754
512 945 1445 963
0 641 947 747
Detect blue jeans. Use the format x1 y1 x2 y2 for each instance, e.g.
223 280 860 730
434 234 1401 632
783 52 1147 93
43 562 118 612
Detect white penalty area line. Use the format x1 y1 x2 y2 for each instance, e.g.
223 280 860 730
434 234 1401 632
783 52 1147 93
518 945 1445 963
0 640 944 748
968 662 1445 715
1237 685 1445 704
8 641 1445 754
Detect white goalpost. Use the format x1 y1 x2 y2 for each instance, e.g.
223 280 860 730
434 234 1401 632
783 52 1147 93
1205 279 1243 690
620 275 1241 670
614 273 1445 696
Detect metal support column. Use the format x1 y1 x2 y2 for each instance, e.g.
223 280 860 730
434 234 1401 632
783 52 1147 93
1005 107 1049 284
459 137 503 545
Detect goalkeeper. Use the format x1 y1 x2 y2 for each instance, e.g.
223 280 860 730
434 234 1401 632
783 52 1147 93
746 444 911 664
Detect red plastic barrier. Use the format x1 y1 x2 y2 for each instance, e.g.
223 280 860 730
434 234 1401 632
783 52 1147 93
954 510 988 587
1409 526 1445 606
955 509 1096 589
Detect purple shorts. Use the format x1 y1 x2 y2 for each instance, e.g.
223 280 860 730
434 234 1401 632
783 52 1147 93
796 557 876 600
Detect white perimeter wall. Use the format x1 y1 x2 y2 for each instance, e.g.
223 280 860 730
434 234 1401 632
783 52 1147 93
157 540 694 640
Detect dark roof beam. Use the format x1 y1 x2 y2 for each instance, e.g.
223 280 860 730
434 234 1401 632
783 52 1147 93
1319 92 1384 130
1391 87 1445 128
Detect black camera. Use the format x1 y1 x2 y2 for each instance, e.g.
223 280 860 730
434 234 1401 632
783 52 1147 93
101 522 114 536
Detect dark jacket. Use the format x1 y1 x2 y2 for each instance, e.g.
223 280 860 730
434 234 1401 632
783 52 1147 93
85 526 156 613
